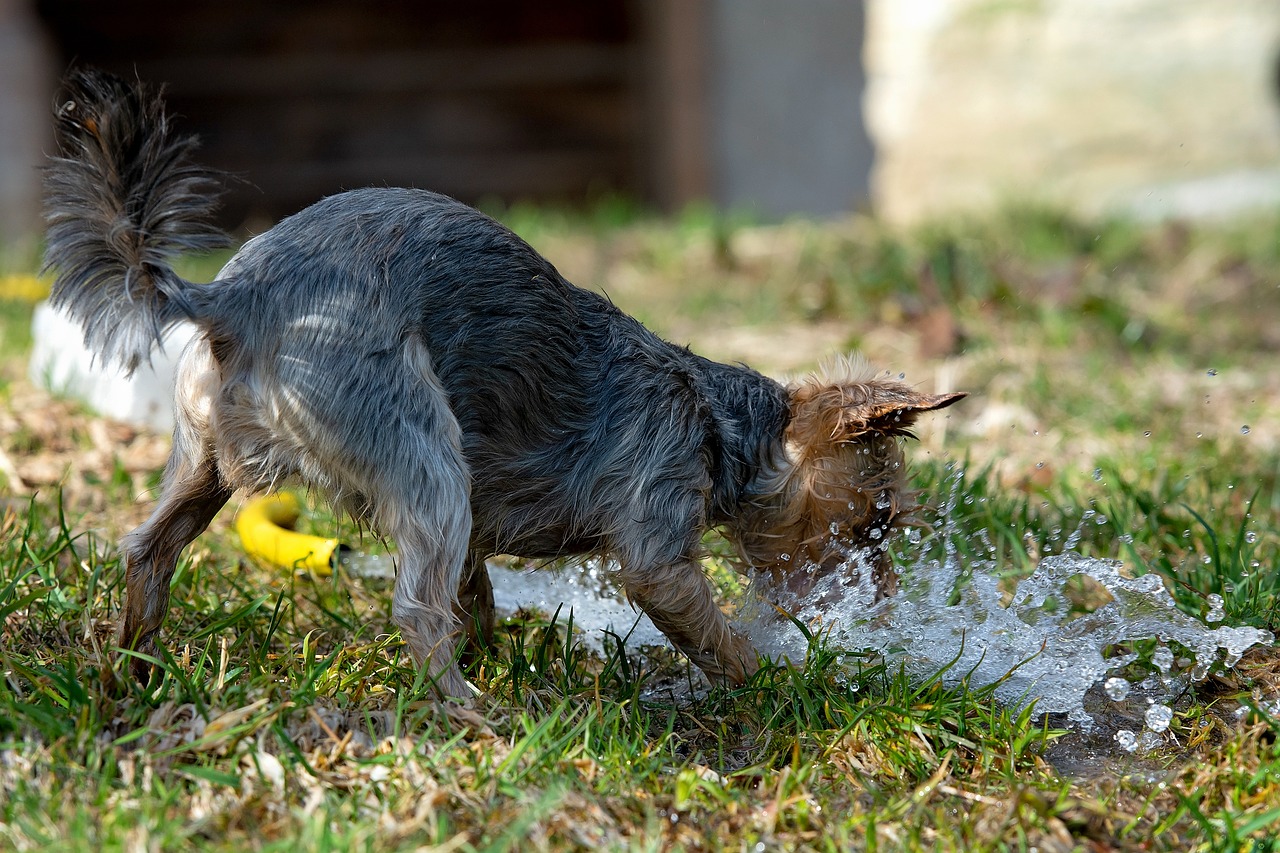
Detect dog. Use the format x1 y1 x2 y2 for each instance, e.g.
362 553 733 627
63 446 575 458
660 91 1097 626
43 69 963 698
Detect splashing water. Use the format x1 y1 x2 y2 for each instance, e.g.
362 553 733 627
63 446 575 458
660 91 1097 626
739 473 1273 734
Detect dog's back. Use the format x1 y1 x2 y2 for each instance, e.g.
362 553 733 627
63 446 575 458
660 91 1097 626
205 187 785 563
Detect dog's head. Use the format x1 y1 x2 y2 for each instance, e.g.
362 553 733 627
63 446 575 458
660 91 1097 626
732 357 963 597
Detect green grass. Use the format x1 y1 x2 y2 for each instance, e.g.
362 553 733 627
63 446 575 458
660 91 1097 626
3 204 1280 850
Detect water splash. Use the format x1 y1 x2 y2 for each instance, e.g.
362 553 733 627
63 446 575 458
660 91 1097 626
740 491 1273 734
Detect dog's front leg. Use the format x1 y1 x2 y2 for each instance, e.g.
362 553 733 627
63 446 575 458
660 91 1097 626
620 562 759 685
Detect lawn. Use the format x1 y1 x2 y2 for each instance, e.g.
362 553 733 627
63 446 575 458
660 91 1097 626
2 203 1279 851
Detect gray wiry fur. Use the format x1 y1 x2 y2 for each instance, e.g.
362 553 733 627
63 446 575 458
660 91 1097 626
43 70 963 699
43 70 229 374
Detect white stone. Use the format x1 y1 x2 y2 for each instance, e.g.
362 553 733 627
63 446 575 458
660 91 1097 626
28 301 195 434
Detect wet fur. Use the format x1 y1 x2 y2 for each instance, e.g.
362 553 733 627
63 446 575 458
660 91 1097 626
44 69 963 698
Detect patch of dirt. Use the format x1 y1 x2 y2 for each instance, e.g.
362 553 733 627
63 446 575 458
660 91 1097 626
1 379 170 533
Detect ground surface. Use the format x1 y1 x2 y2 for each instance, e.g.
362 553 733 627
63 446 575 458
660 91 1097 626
2 204 1280 851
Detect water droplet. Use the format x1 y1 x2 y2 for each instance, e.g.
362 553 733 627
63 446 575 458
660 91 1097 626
1094 514 1108 526
1144 703 1173 733
1152 645 1174 674
1115 729 1138 752
1205 593 1225 623
1092 468 1104 481
1245 531 1258 544
1035 461 1045 469
869 527 883 540
1207 368 1218 376
829 522 840 536
1139 731 1165 751
780 553 791 562
1104 677 1131 701
1241 425 1251 435
1143 431 1151 437
1201 553 1213 565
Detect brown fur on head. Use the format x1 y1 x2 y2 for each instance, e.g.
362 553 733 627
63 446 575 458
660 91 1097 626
730 358 964 597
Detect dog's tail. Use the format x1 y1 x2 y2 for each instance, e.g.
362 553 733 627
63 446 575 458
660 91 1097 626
42 68 229 375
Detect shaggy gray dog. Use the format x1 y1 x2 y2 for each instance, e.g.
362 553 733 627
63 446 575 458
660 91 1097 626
44 70 962 698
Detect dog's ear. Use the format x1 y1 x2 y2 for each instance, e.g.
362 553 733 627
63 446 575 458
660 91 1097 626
789 380 964 446
850 385 965 438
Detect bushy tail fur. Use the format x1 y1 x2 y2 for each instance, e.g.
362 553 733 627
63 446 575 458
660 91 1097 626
42 68 228 374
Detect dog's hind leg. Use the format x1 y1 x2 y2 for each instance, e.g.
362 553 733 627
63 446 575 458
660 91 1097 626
118 340 231 685
118 456 231 685
455 552 496 666
352 337 473 699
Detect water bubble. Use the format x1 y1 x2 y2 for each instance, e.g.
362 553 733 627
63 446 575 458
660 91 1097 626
1138 731 1165 751
1205 594 1225 623
1104 677 1131 701
1115 729 1138 752
1145 703 1174 733
1241 425 1251 435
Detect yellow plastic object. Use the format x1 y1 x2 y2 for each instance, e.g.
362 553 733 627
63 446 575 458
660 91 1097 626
235 492 341 574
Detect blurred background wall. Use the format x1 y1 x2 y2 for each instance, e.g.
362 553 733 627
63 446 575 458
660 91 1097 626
867 1 1280 222
1 0 1279 244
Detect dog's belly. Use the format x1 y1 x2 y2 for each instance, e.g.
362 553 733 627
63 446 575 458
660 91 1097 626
469 511 606 560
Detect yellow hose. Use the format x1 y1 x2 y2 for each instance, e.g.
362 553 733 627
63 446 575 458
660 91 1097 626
235 492 341 574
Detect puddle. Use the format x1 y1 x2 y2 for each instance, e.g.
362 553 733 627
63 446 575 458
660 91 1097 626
340 551 668 652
